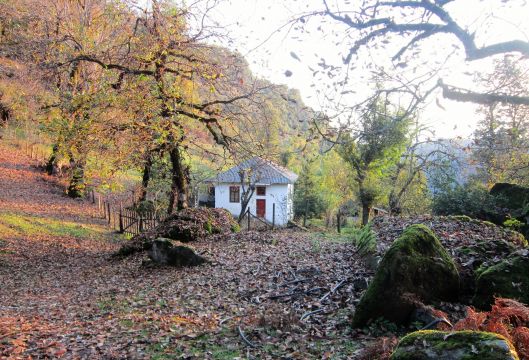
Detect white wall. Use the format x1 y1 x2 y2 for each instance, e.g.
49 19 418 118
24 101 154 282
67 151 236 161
214 183 293 226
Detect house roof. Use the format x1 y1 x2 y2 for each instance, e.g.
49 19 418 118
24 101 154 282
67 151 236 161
205 157 298 185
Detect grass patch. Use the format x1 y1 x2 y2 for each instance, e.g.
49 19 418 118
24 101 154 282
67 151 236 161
0 212 104 239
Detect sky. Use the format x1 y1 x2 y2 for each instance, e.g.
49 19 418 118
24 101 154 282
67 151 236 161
202 0 529 139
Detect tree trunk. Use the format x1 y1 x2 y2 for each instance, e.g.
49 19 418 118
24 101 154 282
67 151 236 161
167 145 189 215
238 188 255 223
140 154 153 202
388 192 400 215
67 156 86 198
303 197 308 227
361 202 370 225
46 144 59 175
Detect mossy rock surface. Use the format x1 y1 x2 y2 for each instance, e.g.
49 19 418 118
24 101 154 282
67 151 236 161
390 330 519 360
352 224 459 327
473 252 529 309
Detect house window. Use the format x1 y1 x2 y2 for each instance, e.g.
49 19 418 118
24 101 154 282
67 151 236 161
229 186 240 203
256 186 266 196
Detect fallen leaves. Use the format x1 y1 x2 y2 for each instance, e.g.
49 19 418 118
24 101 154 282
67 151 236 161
3 142 525 359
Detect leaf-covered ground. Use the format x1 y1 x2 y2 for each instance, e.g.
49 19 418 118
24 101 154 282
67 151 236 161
0 143 379 359
3 142 525 359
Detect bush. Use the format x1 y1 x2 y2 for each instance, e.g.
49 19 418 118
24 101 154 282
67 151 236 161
432 183 504 221
352 223 377 257
504 218 524 231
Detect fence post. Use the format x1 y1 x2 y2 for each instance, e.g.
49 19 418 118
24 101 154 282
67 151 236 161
337 211 341 234
91 190 95 204
107 202 111 225
119 203 124 233
139 215 143 233
247 207 251 231
272 203 275 229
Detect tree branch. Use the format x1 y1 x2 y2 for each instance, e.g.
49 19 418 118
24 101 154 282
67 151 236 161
438 79 529 105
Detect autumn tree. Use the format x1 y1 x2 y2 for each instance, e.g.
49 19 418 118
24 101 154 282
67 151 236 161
338 98 411 225
9 0 268 208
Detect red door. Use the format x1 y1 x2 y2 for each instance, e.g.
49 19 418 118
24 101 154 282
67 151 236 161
256 199 266 218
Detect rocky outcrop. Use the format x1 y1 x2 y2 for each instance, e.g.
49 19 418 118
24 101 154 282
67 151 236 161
352 224 459 327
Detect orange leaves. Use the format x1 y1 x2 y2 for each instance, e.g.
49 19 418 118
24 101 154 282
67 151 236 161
454 298 529 359
0 316 67 359
453 307 487 331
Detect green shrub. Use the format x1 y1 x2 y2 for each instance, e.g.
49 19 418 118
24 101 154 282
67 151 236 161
432 183 503 221
353 223 376 257
503 218 524 231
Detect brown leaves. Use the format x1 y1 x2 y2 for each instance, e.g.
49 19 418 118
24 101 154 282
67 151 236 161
455 298 529 359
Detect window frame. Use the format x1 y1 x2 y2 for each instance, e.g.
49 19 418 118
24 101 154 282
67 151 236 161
256 186 266 196
229 186 240 203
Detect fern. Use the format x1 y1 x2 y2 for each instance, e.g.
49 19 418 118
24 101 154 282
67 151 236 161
455 298 529 359
353 223 377 257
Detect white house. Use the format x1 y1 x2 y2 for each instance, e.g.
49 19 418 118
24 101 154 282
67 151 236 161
204 157 298 226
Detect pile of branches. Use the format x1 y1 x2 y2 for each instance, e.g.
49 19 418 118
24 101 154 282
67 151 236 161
115 208 239 257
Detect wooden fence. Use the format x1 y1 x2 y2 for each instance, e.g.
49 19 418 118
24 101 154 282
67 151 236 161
90 190 166 237
241 204 276 231
2 127 51 165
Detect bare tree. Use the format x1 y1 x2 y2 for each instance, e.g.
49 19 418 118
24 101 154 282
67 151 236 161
318 0 529 105
237 167 260 222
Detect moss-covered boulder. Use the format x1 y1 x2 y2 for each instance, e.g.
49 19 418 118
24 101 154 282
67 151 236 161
147 238 207 267
390 330 519 360
352 224 459 327
457 239 518 297
473 253 529 309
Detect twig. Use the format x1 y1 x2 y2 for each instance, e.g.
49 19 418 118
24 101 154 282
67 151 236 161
219 316 235 325
300 308 325 321
238 325 258 348
268 291 299 300
420 317 453 330
305 287 326 295
281 278 308 286
319 279 347 303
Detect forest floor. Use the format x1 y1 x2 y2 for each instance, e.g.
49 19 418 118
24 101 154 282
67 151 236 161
0 142 386 359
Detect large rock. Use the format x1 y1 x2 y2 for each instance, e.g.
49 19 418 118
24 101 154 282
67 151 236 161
490 183 529 237
473 252 529 309
490 183 529 212
147 238 207 267
352 224 459 327
457 239 519 297
390 330 519 360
